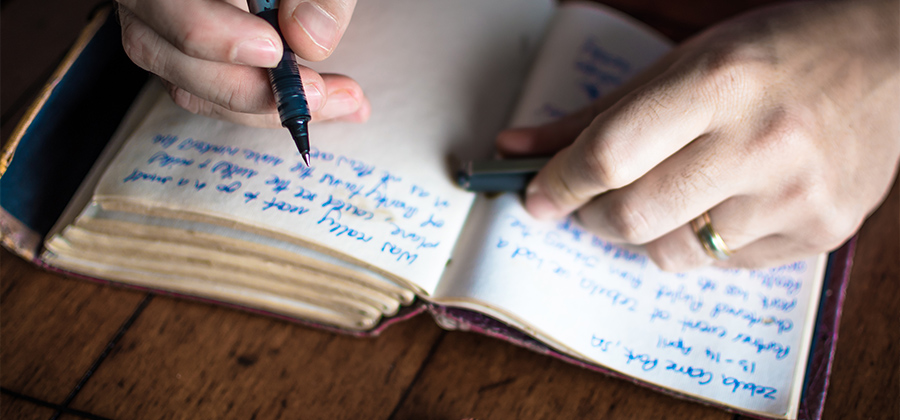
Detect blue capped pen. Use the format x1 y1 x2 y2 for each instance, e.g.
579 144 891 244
247 0 313 166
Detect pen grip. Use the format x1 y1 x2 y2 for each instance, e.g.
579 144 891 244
256 10 312 125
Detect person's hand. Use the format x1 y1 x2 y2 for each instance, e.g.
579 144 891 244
116 0 369 127
496 0 899 271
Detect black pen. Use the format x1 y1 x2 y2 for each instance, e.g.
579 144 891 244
456 158 550 192
247 0 313 166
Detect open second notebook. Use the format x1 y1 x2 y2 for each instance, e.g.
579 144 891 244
28 1 836 418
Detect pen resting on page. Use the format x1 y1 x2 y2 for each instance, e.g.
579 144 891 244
247 0 313 166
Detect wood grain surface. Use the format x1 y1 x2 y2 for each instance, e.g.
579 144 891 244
2 0 897 419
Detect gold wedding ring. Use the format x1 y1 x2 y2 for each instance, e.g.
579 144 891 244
691 212 732 261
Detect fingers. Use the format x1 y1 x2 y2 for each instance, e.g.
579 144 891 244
574 132 750 245
310 73 371 123
117 0 281 67
117 0 366 126
120 8 283 113
648 227 815 272
641 197 779 271
120 7 367 122
161 73 370 128
118 0 359 65
280 0 357 61
571 130 809 271
524 64 718 220
640 189 849 272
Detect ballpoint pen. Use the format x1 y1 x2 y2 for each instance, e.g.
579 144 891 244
247 0 313 166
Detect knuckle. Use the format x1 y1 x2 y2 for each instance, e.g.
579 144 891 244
803 209 858 250
783 165 832 208
782 175 858 250
581 138 627 189
174 23 212 58
746 106 817 163
693 44 770 108
616 86 680 138
604 198 654 244
169 86 213 118
168 85 194 112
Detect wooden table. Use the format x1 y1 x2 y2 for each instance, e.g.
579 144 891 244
2 0 897 418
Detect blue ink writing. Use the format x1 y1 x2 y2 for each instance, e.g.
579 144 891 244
721 375 777 400
732 333 791 360
381 242 418 265
242 149 283 166
151 134 177 148
657 336 693 356
289 162 315 180
656 285 703 312
420 214 445 229
293 187 317 202
216 182 241 193
261 197 310 215
211 161 258 180
148 151 194 168
178 138 239 155
624 348 658 371
123 169 172 185
265 175 290 194
317 214 373 243
710 303 793 334
320 173 364 199
664 360 713 385
590 335 619 352
759 295 797 313
321 195 374 221
580 278 638 311
650 308 670 322
679 318 727 338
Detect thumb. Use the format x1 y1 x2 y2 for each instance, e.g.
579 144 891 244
523 138 611 221
280 0 357 61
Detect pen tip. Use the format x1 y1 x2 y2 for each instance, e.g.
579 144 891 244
301 152 310 167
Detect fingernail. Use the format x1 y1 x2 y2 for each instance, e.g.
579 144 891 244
292 1 339 54
303 83 324 111
320 89 361 120
525 182 558 220
233 38 279 67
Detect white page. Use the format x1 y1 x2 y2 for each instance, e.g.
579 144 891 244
90 0 555 295
435 3 825 417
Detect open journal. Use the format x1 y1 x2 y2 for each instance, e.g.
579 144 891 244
11 1 839 419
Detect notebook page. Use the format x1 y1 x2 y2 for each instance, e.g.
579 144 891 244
435 3 825 416
89 0 555 295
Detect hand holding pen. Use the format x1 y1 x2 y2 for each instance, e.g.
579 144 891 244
115 0 370 133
